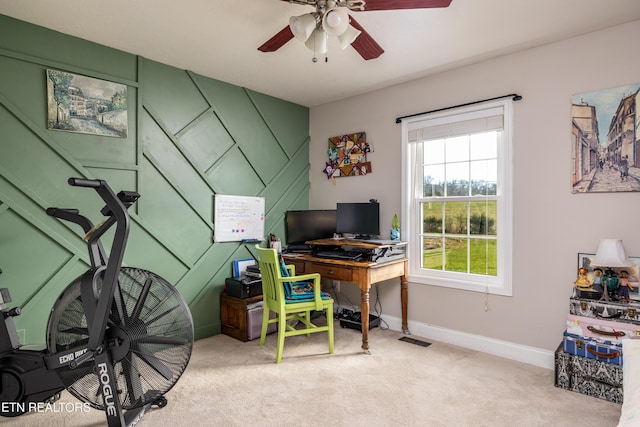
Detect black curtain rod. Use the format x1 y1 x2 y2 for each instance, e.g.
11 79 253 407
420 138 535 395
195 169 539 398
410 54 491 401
395 93 523 124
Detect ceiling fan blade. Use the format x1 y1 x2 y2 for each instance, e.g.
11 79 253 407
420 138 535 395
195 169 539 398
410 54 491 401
348 17 384 60
354 0 452 11
258 26 294 52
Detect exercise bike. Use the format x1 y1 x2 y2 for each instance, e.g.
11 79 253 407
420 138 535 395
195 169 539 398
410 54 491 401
0 178 194 426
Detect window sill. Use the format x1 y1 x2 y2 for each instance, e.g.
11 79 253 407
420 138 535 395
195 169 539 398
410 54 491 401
408 273 512 297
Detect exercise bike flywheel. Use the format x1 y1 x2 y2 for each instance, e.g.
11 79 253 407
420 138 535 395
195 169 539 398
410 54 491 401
46 267 193 410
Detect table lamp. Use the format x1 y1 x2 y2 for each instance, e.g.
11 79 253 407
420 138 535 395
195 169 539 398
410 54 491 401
591 239 632 301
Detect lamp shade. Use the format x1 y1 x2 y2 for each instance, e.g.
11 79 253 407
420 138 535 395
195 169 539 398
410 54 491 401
592 239 631 267
322 8 349 36
337 24 361 49
304 29 328 54
289 13 316 42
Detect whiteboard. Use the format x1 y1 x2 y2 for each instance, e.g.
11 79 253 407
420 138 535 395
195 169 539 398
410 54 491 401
213 195 265 242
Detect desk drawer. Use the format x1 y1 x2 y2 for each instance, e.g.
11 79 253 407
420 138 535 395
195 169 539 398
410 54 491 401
287 260 305 276
310 264 353 281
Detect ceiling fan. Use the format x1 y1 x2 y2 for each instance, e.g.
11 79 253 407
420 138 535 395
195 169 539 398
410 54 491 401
258 0 453 61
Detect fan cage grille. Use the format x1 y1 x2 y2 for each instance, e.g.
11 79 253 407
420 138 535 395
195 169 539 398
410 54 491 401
47 267 193 410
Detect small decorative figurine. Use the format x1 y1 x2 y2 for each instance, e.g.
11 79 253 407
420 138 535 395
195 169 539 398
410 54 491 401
574 267 593 288
617 270 633 302
592 268 604 294
601 268 620 301
391 214 400 241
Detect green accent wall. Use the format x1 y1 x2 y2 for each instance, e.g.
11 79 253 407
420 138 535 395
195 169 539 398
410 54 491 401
0 15 310 343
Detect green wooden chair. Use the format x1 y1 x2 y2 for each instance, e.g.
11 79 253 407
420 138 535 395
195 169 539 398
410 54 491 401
255 245 334 363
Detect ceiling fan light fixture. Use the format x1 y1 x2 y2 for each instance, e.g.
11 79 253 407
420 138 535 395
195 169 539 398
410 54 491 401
322 8 349 36
337 24 361 49
289 13 316 42
304 28 328 55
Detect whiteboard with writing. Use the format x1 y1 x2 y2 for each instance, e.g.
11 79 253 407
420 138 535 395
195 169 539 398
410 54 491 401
213 195 265 242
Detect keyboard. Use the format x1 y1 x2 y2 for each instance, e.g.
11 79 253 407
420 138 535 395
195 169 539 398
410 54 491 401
314 250 364 261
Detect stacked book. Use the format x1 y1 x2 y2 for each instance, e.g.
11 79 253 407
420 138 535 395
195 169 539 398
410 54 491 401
245 264 261 279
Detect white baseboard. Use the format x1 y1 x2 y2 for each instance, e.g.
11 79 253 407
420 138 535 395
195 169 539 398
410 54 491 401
381 314 555 370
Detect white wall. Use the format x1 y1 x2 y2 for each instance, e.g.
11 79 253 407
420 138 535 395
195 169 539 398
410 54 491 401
309 20 640 365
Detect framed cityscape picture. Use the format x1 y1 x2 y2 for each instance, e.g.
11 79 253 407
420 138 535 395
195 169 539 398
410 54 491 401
46 69 128 138
571 83 640 193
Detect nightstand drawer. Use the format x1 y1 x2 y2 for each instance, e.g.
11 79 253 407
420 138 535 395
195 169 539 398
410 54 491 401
310 263 353 281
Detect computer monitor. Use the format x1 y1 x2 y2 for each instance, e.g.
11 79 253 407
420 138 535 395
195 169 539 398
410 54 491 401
336 202 380 239
284 210 337 248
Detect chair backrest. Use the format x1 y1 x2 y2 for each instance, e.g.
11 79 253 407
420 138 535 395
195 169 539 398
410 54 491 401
255 246 285 306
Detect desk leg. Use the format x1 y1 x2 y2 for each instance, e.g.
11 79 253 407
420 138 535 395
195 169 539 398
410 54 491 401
401 264 410 335
360 287 370 353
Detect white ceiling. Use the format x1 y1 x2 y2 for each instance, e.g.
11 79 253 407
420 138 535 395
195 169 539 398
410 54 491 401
1 0 640 107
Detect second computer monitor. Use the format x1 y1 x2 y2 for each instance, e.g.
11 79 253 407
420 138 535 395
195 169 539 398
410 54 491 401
336 202 380 239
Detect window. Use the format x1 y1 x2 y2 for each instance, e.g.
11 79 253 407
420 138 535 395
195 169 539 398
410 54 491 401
401 99 513 296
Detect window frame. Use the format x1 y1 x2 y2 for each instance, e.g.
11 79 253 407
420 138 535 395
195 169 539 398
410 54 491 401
401 99 513 296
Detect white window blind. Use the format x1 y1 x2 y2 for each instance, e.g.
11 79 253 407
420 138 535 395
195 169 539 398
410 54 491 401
408 106 504 142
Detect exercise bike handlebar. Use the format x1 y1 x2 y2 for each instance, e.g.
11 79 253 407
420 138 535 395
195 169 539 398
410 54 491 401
68 177 103 188
62 178 136 351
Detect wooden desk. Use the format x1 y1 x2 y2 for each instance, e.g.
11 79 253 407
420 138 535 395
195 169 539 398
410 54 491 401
283 239 408 352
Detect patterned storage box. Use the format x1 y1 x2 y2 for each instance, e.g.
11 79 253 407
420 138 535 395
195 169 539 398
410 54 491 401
569 297 640 325
563 331 623 365
554 343 623 404
566 314 640 342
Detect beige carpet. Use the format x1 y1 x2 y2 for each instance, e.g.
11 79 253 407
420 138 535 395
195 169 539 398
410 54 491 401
1 320 622 427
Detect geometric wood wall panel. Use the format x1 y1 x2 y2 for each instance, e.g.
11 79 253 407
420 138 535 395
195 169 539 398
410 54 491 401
0 15 310 341
0 209 72 319
141 59 210 135
0 109 84 208
192 75 289 184
247 89 310 157
0 55 50 127
0 15 138 84
121 220 190 287
261 143 310 213
140 109 213 221
177 111 236 172
206 146 265 196
139 160 211 264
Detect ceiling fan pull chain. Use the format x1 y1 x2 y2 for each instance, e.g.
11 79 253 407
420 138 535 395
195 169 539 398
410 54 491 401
312 32 317 62
311 30 328 63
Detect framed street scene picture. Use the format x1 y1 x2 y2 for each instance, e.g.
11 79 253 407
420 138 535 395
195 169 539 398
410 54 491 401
47 69 128 138
571 83 640 193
